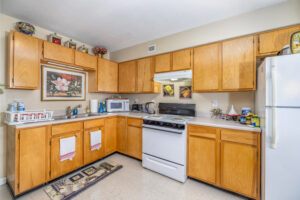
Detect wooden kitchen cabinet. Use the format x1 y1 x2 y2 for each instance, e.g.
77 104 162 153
8 31 40 89
118 61 137 93
222 35 256 91
75 50 97 70
193 43 221 92
126 118 143 160
136 57 155 93
259 25 300 55
220 129 259 199
172 49 192 71
83 119 105 165
50 122 83 179
188 125 219 185
89 58 118 93
188 125 260 200
6 125 50 195
117 117 127 153
154 53 172 73
43 41 75 64
104 117 117 156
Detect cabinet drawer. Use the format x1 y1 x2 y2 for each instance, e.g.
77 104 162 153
221 129 257 146
127 118 143 127
52 122 83 136
188 125 217 139
84 118 105 129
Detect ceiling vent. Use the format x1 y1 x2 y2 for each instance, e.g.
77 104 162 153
148 44 156 53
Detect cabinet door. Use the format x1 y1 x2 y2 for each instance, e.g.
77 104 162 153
43 41 75 64
155 53 171 73
11 31 39 89
259 25 300 55
51 131 83 179
98 58 118 92
136 57 154 93
127 126 142 159
172 49 192 71
75 51 97 70
104 117 117 155
83 127 105 165
188 136 217 184
222 36 255 90
19 127 48 193
193 43 221 92
117 117 127 153
118 61 136 93
221 142 258 198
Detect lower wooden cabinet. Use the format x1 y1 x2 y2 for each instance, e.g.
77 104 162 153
104 117 118 155
83 119 105 165
188 125 260 200
6 125 50 195
117 117 127 153
50 131 83 179
126 118 143 160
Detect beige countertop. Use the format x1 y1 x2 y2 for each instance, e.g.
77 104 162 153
8 112 261 132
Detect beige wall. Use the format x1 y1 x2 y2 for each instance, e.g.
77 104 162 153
0 13 114 179
110 0 300 62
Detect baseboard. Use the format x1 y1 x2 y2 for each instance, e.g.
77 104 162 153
0 177 6 185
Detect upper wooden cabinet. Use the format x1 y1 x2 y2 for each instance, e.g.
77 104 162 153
222 36 256 91
118 61 137 93
75 51 97 70
259 25 300 55
172 49 192 71
136 57 155 93
43 41 75 64
193 43 221 92
154 53 171 73
89 58 118 93
8 31 40 89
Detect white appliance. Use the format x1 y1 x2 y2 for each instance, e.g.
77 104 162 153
154 70 192 82
255 54 300 200
106 99 129 112
142 103 195 182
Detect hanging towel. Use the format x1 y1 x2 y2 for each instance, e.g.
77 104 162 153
90 130 102 151
60 136 76 162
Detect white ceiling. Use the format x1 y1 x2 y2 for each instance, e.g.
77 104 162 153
1 0 285 52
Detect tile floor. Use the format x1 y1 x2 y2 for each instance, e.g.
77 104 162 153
0 154 247 200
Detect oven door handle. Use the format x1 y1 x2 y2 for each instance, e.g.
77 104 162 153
142 125 183 134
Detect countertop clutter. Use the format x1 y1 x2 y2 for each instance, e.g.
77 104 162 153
8 111 261 132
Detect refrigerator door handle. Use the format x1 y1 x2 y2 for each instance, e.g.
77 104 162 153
271 58 277 149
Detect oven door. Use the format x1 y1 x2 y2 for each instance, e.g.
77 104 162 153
107 101 124 112
142 126 186 165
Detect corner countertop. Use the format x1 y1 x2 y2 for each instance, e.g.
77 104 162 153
7 112 261 132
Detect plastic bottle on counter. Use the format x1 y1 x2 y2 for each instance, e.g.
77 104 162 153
99 102 104 113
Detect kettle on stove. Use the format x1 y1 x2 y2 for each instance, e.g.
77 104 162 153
145 102 156 114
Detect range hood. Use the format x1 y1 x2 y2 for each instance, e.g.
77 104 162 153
154 70 192 82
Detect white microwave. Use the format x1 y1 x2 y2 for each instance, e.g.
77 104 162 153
106 99 130 112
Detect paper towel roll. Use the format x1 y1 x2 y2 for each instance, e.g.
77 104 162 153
90 99 98 113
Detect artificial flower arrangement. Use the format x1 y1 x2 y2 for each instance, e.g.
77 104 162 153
93 46 107 57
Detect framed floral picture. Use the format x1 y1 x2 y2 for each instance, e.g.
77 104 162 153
180 86 192 99
42 67 86 101
163 84 174 97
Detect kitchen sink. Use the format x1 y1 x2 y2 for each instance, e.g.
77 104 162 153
53 113 103 121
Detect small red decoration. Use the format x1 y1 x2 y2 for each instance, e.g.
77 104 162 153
93 46 107 56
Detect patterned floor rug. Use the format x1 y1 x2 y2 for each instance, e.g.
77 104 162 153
44 160 122 200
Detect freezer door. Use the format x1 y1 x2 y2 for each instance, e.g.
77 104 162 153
264 107 300 200
266 54 300 107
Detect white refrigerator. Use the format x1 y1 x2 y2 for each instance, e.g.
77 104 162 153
255 54 300 200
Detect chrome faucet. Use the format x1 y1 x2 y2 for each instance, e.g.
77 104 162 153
66 104 82 118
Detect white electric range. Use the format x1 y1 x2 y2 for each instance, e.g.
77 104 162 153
142 103 195 182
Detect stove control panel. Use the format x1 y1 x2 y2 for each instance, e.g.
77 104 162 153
143 119 185 130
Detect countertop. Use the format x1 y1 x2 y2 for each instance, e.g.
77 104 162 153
7 112 261 132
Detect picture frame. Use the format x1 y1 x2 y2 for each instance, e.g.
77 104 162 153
163 84 174 97
42 66 86 101
290 31 300 54
179 86 192 99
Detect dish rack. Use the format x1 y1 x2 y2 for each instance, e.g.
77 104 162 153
4 110 54 125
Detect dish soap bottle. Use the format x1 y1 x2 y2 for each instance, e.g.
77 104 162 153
99 102 104 113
